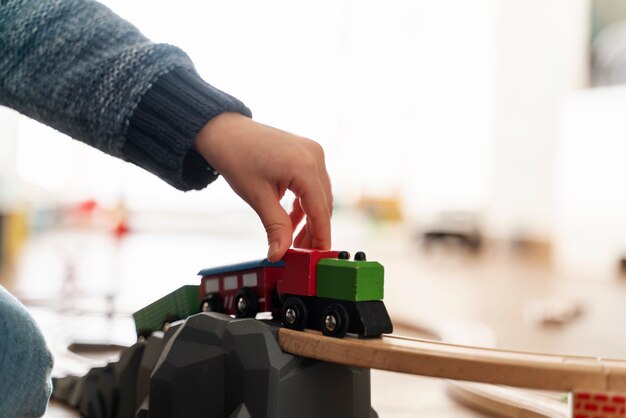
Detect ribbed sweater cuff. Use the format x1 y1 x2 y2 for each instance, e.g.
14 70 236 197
123 67 252 191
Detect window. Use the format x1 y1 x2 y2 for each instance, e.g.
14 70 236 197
204 278 219 294
223 275 238 291
243 272 258 288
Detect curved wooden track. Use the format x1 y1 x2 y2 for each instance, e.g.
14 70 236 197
278 328 626 392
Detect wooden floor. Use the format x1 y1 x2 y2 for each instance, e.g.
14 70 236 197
3 214 624 417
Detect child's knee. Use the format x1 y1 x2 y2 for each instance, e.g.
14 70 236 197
0 289 54 416
23 331 54 416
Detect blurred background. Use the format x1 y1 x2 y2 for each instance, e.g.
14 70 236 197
4 1 626 413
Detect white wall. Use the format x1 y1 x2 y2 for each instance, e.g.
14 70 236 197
8 0 499 216
102 0 591 236
2 0 593 245
555 86 626 280
487 0 590 240
0 108 20 209
336 1 497 216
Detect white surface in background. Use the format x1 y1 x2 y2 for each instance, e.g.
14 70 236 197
4 1 592 247
555 86 626 280
487 0 589 239
0 108 20 208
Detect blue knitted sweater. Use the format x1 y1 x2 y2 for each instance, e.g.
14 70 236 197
0 0 252 190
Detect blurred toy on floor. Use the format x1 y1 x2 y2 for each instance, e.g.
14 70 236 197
356 193 404 223
419 211 483 254
524 298 584 326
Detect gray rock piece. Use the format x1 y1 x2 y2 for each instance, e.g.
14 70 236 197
135 332 166 412
135 397 149 418
51 375 81 407
149 312 376 418
53 313 377 418
79 364 117 418
114 342 145 418
229 403 252 418
149 315 229 418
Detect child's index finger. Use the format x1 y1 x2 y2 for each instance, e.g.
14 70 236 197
297 183 332 250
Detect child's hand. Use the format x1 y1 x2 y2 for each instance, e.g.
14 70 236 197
193 112 332 261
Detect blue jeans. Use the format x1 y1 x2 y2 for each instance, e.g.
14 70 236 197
0 285 53 417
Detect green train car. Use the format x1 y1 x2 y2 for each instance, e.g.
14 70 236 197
133 285 200 337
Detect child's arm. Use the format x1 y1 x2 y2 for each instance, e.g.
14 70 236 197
1 0 332 258
194 113 332 261
0 0 249 191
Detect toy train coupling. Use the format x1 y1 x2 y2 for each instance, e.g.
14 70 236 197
338 250 366 261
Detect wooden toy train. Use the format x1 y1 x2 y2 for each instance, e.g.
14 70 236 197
133 248 393 338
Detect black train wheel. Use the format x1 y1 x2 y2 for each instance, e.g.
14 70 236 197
162 314 181 332
320 303 349 338
137 328 152 340
234 287 258 318
200 294 223 313
281 296 308 330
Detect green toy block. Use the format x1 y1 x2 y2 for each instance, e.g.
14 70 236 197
316 259 384 302
133 285 200 335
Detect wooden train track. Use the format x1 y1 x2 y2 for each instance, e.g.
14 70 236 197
278 328 626 392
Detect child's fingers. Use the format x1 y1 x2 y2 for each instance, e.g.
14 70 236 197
306 139 333 216
296 179 331 250
251 192 293 262
290 199 308 248
293 223 308 248
289 198 305 234
317 159 333 216
300 224 313 249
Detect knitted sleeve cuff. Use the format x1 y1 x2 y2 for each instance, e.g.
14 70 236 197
123 67 252 191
